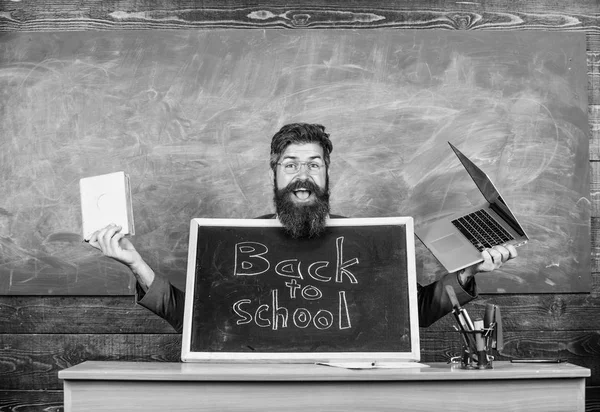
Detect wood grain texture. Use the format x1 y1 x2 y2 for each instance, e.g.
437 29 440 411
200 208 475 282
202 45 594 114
0 331 598 389
0 334 181 390
586 386 600 412
4 292 600 334
0 391 63 412
592 219 600 272
590 165 600 216
0 1 598 31
0 296 174 334
421 329 600 360
588 33 599 159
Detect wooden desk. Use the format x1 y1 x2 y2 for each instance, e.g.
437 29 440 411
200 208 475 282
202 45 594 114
59 361 590 412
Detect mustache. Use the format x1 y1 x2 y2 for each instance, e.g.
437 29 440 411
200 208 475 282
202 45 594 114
283 179 322 193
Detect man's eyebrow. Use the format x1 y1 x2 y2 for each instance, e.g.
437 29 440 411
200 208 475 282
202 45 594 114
281 155 324 161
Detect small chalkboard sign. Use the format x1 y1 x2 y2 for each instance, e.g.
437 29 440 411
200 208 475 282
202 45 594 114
181 217 419 363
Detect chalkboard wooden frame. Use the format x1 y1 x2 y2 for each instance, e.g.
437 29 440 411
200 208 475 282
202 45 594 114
181 217 420 363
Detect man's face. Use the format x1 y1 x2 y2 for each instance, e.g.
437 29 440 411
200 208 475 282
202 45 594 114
274 143 328 203
272 142 330 238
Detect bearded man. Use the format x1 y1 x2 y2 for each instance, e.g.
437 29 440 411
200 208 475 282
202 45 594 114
90 123 516 332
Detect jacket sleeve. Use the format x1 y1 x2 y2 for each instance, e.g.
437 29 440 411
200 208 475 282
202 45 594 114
136 275 185 333
417 272 477 328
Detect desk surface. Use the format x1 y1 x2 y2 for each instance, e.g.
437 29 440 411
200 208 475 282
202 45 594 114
59 360 590 382
60 361 591 412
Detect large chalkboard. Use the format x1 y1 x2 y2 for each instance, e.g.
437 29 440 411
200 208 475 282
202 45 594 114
181 218 420 362
0 29 589 294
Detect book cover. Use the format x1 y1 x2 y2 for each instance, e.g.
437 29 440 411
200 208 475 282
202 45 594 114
80 171 135 241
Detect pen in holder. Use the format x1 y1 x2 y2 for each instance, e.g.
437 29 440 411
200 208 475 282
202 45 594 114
445 287 502 370
454 321 495 369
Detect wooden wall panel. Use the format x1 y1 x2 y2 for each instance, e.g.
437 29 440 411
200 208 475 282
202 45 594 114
0 330 598 390
0 0 598 411
0 296 174 334
0 1 598 32
4 293 600 334
0 391 63 412
0 334 181 390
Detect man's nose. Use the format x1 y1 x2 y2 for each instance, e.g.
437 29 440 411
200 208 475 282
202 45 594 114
291 174 311 187
295 165 310 178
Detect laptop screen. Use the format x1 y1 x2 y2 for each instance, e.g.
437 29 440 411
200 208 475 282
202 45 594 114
450 143 527 237
181 217 420 363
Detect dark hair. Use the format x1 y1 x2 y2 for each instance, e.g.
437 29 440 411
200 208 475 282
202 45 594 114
269 123 333 171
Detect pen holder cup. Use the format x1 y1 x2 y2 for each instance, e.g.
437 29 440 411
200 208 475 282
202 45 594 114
451 328 494 370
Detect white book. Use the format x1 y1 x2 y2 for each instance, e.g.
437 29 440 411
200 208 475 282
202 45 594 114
80 171 135 241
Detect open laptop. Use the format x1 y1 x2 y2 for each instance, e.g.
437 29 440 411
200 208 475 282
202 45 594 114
415 142 528 273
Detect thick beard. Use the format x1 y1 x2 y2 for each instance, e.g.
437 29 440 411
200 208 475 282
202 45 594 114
274 179 330 239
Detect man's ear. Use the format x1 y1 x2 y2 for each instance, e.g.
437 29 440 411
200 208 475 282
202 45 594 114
269 168 275 185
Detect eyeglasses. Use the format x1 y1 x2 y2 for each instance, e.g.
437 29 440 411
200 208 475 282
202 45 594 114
277 161 324 175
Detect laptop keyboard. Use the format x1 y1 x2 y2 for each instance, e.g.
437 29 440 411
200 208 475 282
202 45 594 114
451 209 514 251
